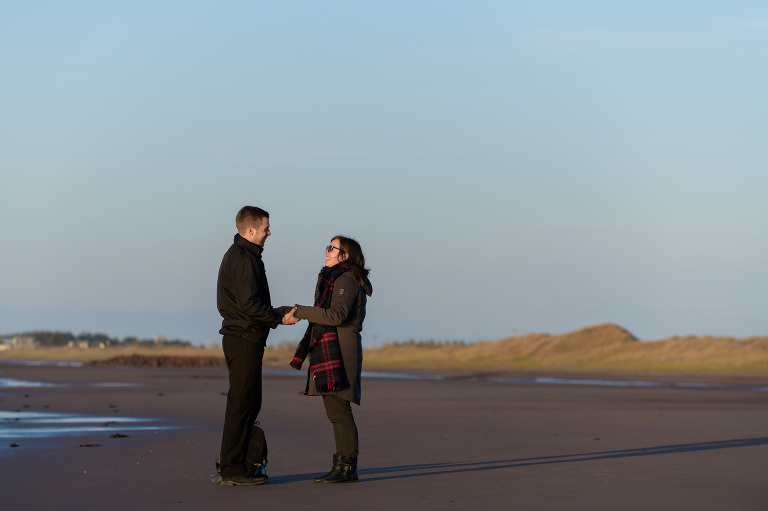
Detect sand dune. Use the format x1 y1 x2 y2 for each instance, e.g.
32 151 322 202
362 324 768 376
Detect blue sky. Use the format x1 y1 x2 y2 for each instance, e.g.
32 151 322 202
2 1 767 346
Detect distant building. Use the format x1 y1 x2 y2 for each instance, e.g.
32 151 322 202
12 336 36 350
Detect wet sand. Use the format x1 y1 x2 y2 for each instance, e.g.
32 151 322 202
1 363 767 510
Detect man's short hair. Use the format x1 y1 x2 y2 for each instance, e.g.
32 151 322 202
236 206 269 234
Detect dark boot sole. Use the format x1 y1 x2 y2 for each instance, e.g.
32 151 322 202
321 477 358 484
313 470 340 483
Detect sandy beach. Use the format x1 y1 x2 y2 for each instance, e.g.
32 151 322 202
1 362 767 510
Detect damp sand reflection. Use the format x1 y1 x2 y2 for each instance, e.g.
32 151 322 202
1 410 180 439
0 370 182 445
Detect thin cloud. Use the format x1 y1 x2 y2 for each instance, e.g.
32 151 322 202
720 18 768 30
522 27 708 59
523 21 768 64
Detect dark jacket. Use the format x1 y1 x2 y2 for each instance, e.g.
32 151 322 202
217 234 280 344
294 270 373 405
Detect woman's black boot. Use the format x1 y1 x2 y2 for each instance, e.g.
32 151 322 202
322 456 357 483
313 453 343 483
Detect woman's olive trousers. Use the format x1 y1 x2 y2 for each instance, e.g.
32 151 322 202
322 395 359 458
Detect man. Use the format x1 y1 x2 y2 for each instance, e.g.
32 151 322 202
216 206 298 486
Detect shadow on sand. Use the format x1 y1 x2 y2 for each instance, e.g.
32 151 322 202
268 437 768 484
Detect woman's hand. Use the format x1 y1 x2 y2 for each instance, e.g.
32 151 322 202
281 307 300 325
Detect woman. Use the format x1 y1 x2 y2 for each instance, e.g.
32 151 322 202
287 235 372 483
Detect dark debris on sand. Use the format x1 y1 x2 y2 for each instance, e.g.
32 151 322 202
88 355 225 368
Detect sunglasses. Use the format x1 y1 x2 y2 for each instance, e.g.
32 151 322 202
325 245 345 253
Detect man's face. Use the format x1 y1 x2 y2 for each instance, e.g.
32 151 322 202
245 218 270 246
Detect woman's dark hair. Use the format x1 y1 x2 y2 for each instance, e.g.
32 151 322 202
334 235 370 286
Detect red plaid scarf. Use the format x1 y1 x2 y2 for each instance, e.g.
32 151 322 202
290 264 350 392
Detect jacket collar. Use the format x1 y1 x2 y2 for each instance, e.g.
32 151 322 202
234 233 263 256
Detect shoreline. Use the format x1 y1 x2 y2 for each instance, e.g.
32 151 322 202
3 355 768 388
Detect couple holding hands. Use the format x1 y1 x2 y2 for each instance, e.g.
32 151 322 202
216 206 372 486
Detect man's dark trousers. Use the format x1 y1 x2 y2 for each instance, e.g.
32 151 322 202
220 335 264 478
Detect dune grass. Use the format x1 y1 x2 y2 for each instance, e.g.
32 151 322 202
0 344 224 363
360 325 768 376
4 324 768 378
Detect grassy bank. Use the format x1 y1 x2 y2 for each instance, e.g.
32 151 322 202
0 345 224 363
364 324 768 371
3 324 768 380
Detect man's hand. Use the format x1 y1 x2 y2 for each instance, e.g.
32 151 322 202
273 305 292 316
281 307 300 325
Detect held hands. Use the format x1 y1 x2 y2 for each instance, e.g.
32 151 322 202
274 305 299 325
280 306 300 325
274 305 292 316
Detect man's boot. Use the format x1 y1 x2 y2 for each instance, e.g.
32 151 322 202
322 456 357 483
313 453 343 483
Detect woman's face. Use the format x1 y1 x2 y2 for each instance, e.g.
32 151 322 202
325 238 345 267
